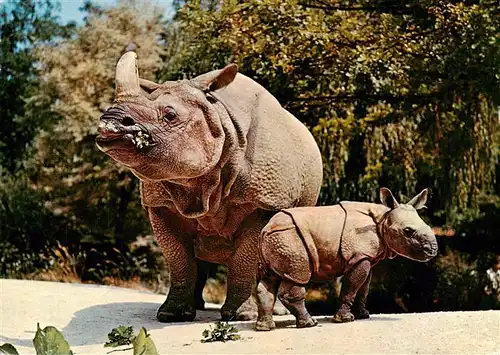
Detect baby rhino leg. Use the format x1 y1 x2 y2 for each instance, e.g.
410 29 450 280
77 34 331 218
353 270 372 319
334 259 371 323
278 281 317 329
255 274 280 331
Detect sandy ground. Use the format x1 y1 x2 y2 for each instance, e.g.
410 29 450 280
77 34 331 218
1 279 499 355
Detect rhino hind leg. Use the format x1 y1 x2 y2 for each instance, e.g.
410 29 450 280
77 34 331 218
278 281 317 329
255 274 280 331
333 259 371 323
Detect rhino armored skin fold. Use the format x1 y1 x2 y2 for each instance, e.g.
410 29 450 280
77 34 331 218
95 51 323 322
255 187 438 331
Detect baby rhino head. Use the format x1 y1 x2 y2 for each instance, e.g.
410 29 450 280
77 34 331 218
379 187 438 262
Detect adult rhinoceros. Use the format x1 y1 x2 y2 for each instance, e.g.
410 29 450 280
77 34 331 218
95 51 323 322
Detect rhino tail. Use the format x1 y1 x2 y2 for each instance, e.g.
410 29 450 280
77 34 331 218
280 209 320 275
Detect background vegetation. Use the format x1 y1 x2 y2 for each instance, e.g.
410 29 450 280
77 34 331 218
1 0 499 312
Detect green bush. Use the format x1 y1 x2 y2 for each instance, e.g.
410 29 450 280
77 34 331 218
0 170 165 287
0 171 68 277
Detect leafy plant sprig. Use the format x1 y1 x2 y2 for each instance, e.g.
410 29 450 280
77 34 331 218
201 321 241 343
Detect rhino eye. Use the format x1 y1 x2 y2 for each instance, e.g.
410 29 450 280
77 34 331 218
404 227 415 236
161 107 178 122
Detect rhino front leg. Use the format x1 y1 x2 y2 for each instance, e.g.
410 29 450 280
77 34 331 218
149 207 197 322
333 259 371 323
221 211 271 321
353 270 372 319
220 235 259 321
194 259 210 310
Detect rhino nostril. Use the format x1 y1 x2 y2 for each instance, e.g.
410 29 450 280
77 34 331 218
122 116 135 126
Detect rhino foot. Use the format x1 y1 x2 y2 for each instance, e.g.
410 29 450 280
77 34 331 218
332 310 355 323
220 308 237 321
157 308 196 323
157 296 196 322
353 308 370 320
255 318 276 331
296 317 318 328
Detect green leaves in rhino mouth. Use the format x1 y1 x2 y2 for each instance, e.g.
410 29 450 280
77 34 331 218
132 131 153 149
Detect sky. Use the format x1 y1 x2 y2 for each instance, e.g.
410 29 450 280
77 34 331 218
59 0 173 23
59 0 113 23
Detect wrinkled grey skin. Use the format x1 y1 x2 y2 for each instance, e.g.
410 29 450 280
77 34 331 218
255 187 438 331
95 51 323 322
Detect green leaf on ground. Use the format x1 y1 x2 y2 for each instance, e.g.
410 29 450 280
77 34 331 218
201 321 241 343
132 328 158 355
0 343 20 355
33 323 73 355
104 326 135 348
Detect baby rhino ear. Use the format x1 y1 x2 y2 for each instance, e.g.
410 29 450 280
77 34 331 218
379 187 399 209
408 188 431 210
190 64 238 93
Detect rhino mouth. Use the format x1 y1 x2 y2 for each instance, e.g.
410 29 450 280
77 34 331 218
405 238 438 262
96 120 156 152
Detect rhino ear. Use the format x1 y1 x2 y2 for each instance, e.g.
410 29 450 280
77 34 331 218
380 187 399 209
191 64 238 92
408 188 431 210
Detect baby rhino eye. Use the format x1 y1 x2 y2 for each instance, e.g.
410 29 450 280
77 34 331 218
404 227 415 236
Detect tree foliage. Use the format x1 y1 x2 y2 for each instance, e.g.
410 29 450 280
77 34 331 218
162 0 499 223
0 0 73 172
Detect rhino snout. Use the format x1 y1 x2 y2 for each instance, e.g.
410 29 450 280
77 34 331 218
417 228 438 260
97 119 141 138
421 240 438 258
96 115 154 152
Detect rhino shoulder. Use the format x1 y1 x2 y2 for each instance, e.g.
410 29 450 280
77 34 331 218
339 202 385 272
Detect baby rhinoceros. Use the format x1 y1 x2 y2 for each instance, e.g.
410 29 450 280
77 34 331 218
255 187 438 331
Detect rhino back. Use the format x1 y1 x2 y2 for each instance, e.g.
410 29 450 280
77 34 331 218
215 74 323 210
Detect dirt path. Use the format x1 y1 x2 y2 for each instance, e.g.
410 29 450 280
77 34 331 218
1 279 499 354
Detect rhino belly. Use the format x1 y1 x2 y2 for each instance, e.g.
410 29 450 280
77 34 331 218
260 212 312 285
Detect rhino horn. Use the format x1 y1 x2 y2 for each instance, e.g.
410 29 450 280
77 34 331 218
115 51 141 99
139 78 161 93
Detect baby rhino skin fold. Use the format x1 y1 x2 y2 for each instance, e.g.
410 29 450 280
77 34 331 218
255 187 438 331
95 51 323 322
